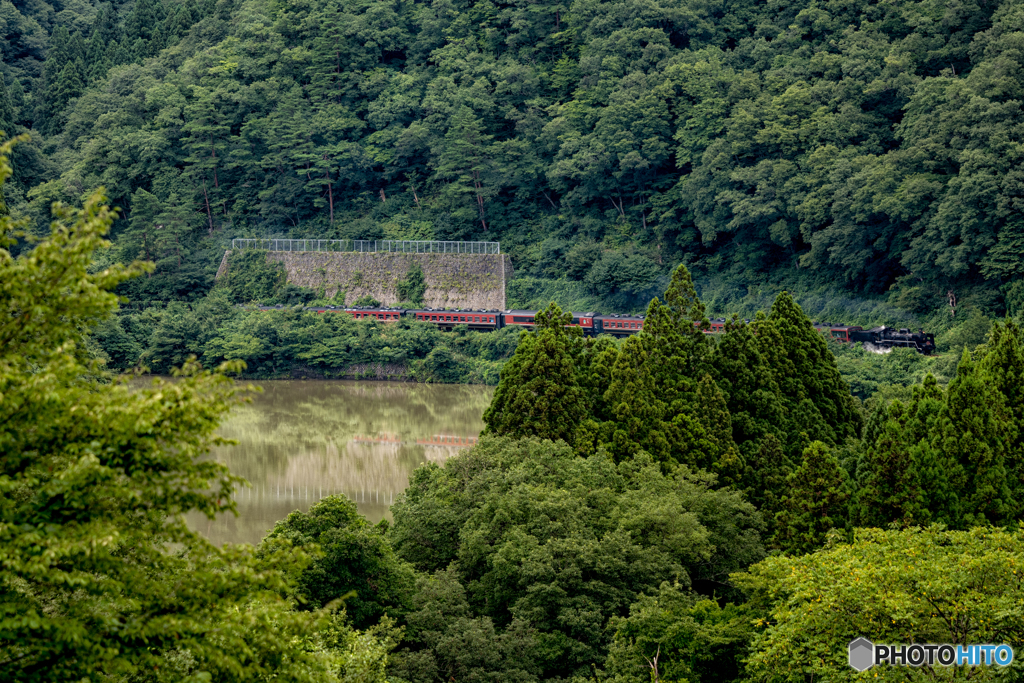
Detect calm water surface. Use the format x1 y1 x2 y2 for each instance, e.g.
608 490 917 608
187 380 493 545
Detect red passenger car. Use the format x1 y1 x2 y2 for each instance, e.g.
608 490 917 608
411 309 501 330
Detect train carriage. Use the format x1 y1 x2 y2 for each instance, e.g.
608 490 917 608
595 314 645 337
411 309 502 331
502 310 600 335
813 323 862 343
344 306 405 321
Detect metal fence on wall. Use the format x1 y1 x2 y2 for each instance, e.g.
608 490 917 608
230 239 500 254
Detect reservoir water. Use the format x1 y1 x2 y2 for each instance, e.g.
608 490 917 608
187 380 493 546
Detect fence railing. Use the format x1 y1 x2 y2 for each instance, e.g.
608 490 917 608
230 239 500 254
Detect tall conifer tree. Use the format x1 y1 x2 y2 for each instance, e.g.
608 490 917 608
711 317 786 453
483 303 590 446
938 350 1016 526
742 433 791 540
853 375 958 528
773 441 850 554
979 321 1024 513
601 264 736 473
755 293 861 459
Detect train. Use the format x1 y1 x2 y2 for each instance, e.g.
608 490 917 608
255 305 937 353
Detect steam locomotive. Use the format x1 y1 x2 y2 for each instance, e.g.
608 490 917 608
257 306 936 353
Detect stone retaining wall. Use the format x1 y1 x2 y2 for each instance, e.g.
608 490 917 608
218 250 512 309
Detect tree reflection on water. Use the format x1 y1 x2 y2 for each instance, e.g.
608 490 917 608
188 380 493 545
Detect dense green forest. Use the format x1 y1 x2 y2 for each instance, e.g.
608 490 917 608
90 245 991 389
1 0 1023 323
5 161 1024 680
6 0 1024 676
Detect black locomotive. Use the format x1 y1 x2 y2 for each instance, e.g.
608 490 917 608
259 305 936 353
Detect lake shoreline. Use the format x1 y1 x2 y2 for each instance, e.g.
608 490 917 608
234 362 498 385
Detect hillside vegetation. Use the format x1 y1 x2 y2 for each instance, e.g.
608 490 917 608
1 0 1022 322
6 139 1024 681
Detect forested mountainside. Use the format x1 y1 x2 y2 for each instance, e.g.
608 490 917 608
1 0 1022 315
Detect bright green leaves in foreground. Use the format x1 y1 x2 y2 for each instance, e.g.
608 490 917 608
0 139 389 682
739 526 1024 682
262 495 415 629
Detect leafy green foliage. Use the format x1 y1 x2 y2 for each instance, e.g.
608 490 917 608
853 376 953 528
389 436 765 680
605 582 753 683
220 250 287 303
3 0 1021 317
773 442 851 554
93 304 521 382
937 350 1017 526
396 262 426 307
483 303 592 445
756 293 862 456
388 567 542 683
352 294 382 307
740 526 1024 682
261 495 416 629
0 139 387 682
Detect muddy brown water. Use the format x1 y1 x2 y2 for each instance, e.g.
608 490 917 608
186 380 493 546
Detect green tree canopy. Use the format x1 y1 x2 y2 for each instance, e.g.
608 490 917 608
0 139 388 682
755 293 862 457
740 526 1024 682
261 494 416 629
773 441 851 554
483 302 591 445
389 436 764 680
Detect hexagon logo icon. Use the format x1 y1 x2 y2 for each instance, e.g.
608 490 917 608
849 638 874 671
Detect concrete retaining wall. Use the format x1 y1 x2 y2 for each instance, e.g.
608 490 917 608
218 250 513 309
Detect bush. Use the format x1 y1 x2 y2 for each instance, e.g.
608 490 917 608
396 263 427 306
221 250 287 303
353 294 383 307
